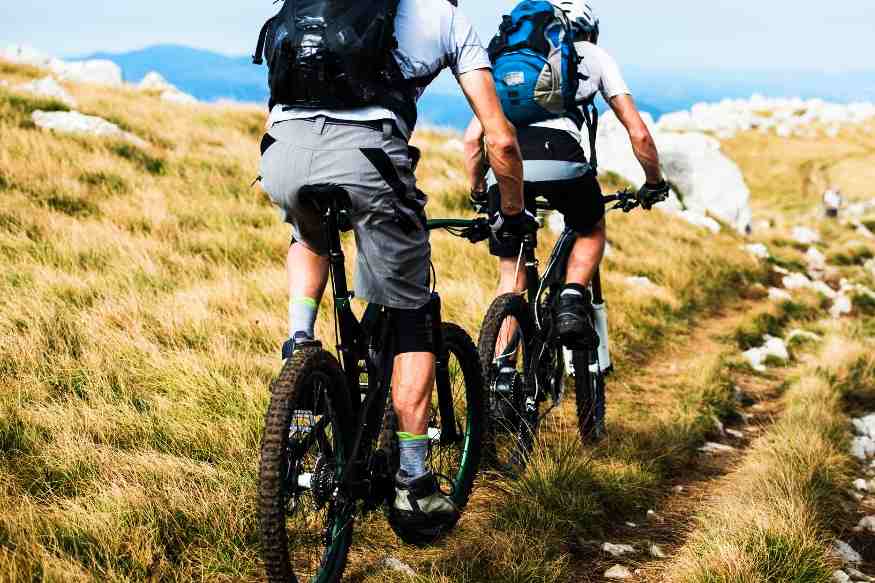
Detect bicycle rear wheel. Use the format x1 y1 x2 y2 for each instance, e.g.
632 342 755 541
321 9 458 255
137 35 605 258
259 348 355 583
572 349 606 444
478 293 537 474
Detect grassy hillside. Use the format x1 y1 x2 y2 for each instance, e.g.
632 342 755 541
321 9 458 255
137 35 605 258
1 59 874 582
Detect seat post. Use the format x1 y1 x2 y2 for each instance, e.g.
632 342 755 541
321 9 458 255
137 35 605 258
323 196 351 307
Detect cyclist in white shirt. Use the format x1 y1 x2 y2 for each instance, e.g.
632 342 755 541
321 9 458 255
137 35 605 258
465 0 668 349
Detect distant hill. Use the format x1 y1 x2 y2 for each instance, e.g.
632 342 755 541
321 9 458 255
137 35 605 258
80 45 875 129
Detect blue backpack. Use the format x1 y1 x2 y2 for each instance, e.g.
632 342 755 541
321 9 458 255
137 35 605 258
488 1 584 128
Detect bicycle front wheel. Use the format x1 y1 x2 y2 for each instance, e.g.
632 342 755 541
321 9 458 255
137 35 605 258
478 293 537 474
431 323 485 509
259 347 355 583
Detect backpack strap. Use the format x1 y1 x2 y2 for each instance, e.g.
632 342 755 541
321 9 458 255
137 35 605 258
580 98 599 172
252 16 278 65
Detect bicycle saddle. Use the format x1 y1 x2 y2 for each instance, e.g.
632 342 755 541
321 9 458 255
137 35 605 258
298 185 353 212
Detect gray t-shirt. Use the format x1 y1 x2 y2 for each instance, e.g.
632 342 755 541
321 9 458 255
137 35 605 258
535 41 631 140
268 0 492 138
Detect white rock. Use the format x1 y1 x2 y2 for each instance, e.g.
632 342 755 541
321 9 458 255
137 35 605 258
605 565 633 579
853 415 875 438
787 329 822 343
602 543 636 557
806 247 827 270
769 287 793 302
763 335 790 360
650 544 667 558
48 58 122 86
745 243 770 259
744 347 769 372
831 295 853 318
626 276 657 289
382 557 416 577
773 265 791 275
857 516 875 533
673 485 685 493
813 281 838 299
853 478 870 492
138 71 176 92
833 570 851 583
833 540 862 565
855 222 875 239
792 226 821 244
678 211 722 233
866 259 875 279
14 76 76 107
847 567 874 582
161 90 198 105
699 441 736 454
31 110 147 148
783 273 813 290
726 428 745 439
625 522 638 528
596 111 752 233
851 436 875 460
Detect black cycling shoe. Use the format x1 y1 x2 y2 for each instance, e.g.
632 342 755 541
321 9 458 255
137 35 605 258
555 285 599 350
388 472 460 546
281 332 321 359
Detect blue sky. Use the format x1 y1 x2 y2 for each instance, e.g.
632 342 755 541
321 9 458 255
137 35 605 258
1 0 874 72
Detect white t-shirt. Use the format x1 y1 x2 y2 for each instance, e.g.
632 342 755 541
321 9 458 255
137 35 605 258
534 41 631 141
268 0 492 138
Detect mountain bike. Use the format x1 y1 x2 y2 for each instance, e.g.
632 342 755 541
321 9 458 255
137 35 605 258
258 185 485 583
443 190 643 472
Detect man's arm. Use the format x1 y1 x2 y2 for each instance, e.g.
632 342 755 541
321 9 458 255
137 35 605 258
457 69 524 215
463 117 489 194
608 94 663 185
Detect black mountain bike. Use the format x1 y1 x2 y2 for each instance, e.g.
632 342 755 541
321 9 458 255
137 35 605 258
258 185 485 583
438 190 643 472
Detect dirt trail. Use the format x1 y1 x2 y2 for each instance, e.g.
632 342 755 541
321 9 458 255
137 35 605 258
565 297 796 582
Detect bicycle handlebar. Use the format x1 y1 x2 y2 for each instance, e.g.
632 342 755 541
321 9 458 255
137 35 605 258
427 189 642 243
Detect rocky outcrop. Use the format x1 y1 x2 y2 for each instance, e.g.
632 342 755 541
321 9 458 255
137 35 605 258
31 110 147 147
594 111 753 233
657 95 875 139
14 77 76 107
2 44 122 86
138 71 176 92
48 58 122 86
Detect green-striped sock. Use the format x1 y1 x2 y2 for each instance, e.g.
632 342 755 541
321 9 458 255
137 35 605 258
397 432 429 482
289 297 318 339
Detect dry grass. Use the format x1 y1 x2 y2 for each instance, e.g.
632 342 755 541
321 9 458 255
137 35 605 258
0 59 819 582
667 329 875 583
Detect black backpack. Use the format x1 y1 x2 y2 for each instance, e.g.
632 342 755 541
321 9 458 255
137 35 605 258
253 0 415 126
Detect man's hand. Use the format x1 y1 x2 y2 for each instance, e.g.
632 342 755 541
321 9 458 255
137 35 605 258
490 209 538 241
637 180 670 210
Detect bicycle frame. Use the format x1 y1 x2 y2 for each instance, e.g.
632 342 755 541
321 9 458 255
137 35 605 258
315 191 459 504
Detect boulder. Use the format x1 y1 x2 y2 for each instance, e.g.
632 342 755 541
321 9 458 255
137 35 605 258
138 71 176 92
851 436 875 461
677 211 722 233
48 59 123 86
31 110 147 148
14 76 76 107
382 557 416 577
594 111 752 233
833 570 851 583
831 295 853 318
856 516 875 533
743 335 789 372
853 414 875 438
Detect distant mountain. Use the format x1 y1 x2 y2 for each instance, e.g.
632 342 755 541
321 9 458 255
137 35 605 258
79 45 875 129
83 45 269 104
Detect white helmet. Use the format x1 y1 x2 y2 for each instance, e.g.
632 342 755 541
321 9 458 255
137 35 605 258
552 0 600 42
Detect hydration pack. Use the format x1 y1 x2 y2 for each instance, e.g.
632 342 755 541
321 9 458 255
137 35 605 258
253 0 416 128
488 0 583 128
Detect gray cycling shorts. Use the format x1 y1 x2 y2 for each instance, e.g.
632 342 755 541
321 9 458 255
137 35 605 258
260 117 432 310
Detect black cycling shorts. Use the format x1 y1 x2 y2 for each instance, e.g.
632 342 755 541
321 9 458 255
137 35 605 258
488 126 605 259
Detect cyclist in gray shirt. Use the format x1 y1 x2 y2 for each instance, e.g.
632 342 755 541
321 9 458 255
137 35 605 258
259 0 532 540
